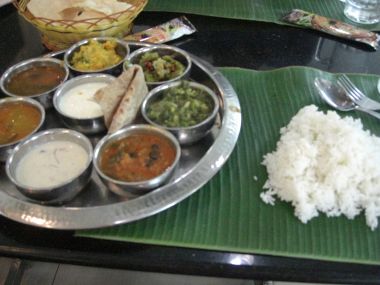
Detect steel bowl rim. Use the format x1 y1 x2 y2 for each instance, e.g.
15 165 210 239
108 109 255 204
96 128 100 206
6 128 94 192
127 45 192 85
64 37 130 73
93 124 181 187
0 57 70 99
53 73 115 120
141 80 220 131
0 97 46 148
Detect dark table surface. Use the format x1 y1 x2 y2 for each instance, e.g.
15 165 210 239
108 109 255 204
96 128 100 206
1 4 380 284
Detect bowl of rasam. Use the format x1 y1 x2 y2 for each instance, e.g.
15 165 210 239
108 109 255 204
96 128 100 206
0 57 69 108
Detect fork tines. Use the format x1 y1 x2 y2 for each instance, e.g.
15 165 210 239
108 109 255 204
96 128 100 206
337 74 380 110
337 75 362 101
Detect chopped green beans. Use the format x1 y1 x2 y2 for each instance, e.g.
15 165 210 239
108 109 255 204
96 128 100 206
147 82 215 128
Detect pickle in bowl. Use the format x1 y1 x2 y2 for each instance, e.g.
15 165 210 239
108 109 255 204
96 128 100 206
127 45 191 88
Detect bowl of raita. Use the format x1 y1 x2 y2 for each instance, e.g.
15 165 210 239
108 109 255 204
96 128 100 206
6 128 93 204
53 74 115 134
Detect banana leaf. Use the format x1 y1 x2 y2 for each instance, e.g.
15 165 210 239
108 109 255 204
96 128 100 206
145 0 380 31
78 67 380 265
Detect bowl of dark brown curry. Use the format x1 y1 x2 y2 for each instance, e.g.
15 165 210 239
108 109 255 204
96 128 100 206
93 124 181 196
0 57 69 109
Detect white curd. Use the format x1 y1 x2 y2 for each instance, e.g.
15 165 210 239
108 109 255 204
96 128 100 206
59 82 107 119
16 140 89 188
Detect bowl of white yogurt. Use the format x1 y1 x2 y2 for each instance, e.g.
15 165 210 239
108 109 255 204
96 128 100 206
5 128 93 204
53 74 115 134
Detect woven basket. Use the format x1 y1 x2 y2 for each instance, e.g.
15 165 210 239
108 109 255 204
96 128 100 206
13 0 148 51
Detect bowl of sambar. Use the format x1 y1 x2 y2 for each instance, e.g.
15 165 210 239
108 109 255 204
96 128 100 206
0 97 45 162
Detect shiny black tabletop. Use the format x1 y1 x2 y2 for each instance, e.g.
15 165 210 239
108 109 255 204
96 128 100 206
1 4 380 284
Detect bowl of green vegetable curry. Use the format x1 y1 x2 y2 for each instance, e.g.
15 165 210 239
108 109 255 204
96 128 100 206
141 81 219 145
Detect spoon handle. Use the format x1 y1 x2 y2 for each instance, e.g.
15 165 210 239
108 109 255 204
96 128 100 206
357 106 380 120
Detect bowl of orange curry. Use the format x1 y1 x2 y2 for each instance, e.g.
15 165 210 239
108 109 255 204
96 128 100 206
93 124 181 196
0 97 45 162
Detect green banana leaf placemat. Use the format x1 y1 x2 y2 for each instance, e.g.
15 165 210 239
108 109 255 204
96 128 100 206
145 0 380 31
78 67 380 265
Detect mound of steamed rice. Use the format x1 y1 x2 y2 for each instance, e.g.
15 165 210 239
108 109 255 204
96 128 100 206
261 105 380 230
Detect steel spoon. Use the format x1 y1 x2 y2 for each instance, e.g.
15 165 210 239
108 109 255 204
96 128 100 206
314 77 380 120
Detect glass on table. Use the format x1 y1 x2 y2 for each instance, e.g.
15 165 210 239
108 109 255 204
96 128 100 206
343 0 380 24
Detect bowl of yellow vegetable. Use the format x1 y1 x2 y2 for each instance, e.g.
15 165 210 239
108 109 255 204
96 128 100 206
64 37 129 75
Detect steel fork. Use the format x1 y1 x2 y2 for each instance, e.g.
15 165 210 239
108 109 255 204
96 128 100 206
337 75 380 111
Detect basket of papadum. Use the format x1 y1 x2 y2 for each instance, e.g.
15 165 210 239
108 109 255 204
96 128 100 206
13 0 148 51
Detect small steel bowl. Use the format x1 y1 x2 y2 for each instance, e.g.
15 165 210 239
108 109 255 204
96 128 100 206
126 44 192 88
53 74 115 134
0 57 69 109
6 129 93 204
64 37 129 75
0 97 45 162
93 124 181 196
141 81 220 145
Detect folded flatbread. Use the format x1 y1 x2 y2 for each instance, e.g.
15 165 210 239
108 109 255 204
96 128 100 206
94 67 136 127
94 65 148 133
27 0 132 21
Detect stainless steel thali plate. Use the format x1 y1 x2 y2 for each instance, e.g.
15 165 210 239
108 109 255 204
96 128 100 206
0 42 241 229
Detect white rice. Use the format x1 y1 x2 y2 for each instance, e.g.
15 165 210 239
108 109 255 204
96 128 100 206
261 105 380 230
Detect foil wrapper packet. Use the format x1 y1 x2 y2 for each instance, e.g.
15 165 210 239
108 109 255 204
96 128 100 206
125 16 197 44
283 9 379 50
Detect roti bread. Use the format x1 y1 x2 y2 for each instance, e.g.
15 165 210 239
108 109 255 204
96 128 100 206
108 65 148 133
94 67 137 127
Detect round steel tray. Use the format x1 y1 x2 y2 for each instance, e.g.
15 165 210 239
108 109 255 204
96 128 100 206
0 43 241 229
